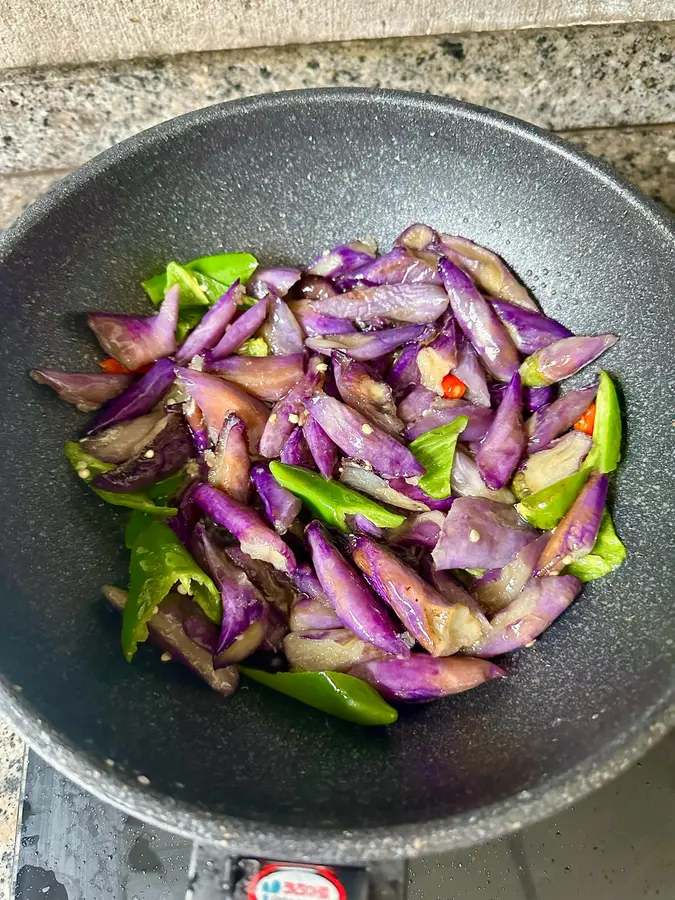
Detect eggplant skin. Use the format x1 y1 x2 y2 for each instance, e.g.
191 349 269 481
350 536 487 656
351 655 506 702
30 369 132 412
306 521 410 657
467 575 582 658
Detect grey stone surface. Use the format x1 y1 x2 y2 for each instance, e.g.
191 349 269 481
2 0 672 70
0 20 674 175
0 722 24 900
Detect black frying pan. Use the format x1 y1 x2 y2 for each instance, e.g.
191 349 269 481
0 89 673 863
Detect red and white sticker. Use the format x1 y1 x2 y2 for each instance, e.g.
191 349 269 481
248 864 347 900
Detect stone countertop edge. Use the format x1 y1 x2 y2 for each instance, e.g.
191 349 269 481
0 721 26 900
0 20 674 175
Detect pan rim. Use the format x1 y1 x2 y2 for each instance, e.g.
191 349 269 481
0 87 673 861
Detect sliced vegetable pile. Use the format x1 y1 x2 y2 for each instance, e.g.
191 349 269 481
31 227 625 726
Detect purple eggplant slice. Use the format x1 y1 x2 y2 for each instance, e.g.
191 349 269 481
476 372 526 491
432 497 538 570
88 285 179 370
526 384 598 451
350 537 487 656
261 296 305 356
306 241 376 279
103 586 238 696
193 524 268 665
452 334 491 407
395 223 437 251
439 257 520 382
259 354 325 458
306 325 428 361
251 462 302 534
451 447 516 504
280 426 316 468
467 575 582 657
434 234 537 310
92 410 193 493
339 460 430 512
283 629 390 673
30 369 133 412
490 298 573 354
247 266 301 300
175 282 241 364
85 358 176 435
303 417 338 479
205 353 305 402
534 470 609 576
290 594 342 632
520 334 618 387
306 521 410 656
176 367 269 453
513 431 593 498
386 511 446 549
471 533 549 614
335 246 440 287
387 342 421 398
332 351 403 436
193 484 297 574
404 403 494 444
207 297 269 361
306 393 423 479
351 655 505 702
79 408 167 463
309 283 449 324
206 413 250 503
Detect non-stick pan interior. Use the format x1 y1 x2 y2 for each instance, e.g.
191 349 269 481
0 90 673 858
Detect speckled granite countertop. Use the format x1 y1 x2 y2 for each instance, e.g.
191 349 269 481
1 18 674 222
0 18 673 900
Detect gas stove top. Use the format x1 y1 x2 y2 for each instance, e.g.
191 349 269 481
14 732 675 899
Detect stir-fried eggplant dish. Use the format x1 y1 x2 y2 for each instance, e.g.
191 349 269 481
31 224 625 725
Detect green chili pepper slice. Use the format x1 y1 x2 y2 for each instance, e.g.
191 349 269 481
122 520 221 661
239 667 398 725
269 462 405 532
564 510 626 582
65 443 177 517
142 253 258 304
515 467 590 530
584 371 621 474
409 416 468 499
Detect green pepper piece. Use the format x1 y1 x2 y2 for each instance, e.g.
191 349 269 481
515 467 590 530
125 510 153 549
239 667 398 726
564 510 626 582
174 307 206 343
122 520 221 661
142 252 258 304
65 443 177 517
164 262 217 308
146 469 190 505
409 416 468 499
269 462 405 532
583 371 621 474
236 336 269 357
